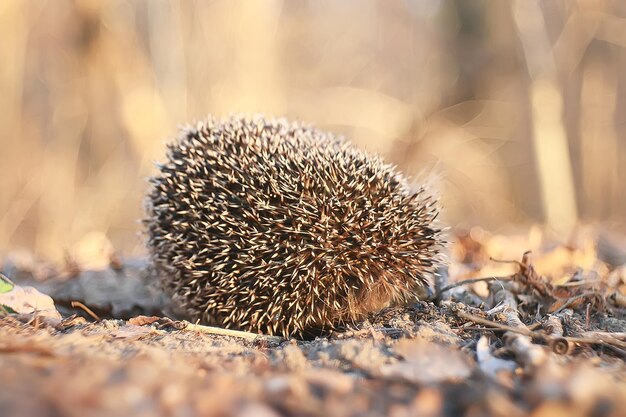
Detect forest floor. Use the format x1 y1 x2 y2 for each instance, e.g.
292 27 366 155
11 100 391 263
1 226 625 417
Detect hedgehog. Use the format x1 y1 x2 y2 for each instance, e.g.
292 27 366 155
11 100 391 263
145 115 442 338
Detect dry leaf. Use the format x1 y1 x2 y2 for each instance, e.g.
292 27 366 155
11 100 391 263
0 273 61 319
128 316 161 326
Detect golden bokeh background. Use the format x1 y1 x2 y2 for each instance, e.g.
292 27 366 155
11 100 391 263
1 0 625 263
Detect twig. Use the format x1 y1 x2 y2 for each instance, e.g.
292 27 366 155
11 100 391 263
603 345 626 358
181 321 284 344
456 310 626 351
489 257 522 265
434 276 513 300
581 331 626 341
543 315 564 337
0 272 16 286
457 311 538 338
552 292 600 314
487 283 518 313
476 336 517 377
70 301 101 321
498 306 547 367
563 335 626 349
543 315 570 354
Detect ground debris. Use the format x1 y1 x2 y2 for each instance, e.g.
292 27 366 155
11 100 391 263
1 227 625 416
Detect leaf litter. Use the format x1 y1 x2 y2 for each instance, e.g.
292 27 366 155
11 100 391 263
0 226 625 417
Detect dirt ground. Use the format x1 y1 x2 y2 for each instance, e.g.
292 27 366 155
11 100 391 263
1 227 625 417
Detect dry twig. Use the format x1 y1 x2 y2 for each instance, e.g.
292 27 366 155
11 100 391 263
70 301 101 321
434 276 514 301
456 310 626 354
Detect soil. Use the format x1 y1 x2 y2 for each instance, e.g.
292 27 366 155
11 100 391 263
1 228 625 417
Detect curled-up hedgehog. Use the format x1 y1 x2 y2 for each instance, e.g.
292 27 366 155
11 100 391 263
145 115 443 338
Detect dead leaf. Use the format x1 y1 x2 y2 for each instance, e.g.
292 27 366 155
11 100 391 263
128 316 161 326
0 273 61 319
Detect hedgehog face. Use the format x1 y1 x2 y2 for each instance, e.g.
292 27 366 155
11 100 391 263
145 115 442 338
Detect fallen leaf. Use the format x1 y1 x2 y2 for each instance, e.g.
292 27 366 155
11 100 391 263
128 315 161 326
0 273 61 319
0 273 14 293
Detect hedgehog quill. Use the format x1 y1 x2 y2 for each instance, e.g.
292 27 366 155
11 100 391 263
145 115 443 338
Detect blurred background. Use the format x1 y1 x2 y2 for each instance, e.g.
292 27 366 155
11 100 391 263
1 0 625 264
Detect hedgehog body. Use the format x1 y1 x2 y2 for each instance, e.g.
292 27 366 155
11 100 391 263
145 115 442 337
